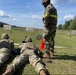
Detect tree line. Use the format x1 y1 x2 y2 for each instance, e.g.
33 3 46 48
0 22 8 27
1 16 76 30
57 16 76 30
0 21 17 27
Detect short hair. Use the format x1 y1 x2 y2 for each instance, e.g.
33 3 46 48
25 37 32 42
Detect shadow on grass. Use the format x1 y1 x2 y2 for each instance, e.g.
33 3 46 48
53 55 76 61
0 54 29 75
0 53 30 75
14 64 27 75
0 54 17 75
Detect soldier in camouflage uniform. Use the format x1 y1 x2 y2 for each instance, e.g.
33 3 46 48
42 0 57 58
2 37 50 75
0 33 14 67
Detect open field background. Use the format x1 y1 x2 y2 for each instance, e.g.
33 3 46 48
0 27 76 75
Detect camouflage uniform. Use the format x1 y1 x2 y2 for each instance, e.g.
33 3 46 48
0 33 14 67
42 0 57 58
2 37 49 75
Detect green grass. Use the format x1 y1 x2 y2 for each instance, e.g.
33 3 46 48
0 27 76 75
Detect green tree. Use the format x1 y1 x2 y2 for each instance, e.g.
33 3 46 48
57 24 63 30
69 19 76 30
74 16 76 20
63 21 70 30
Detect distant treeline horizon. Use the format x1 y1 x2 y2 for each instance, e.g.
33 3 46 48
0 21 17 28
57 16 76 30
1 16 76 30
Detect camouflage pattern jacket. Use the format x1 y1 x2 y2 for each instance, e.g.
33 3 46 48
43 4 57 29
19 42 43 58
0 39 14 51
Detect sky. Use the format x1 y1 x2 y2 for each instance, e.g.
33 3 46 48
0 0 76 29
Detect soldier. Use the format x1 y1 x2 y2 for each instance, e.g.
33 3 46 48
2 37 50 75
42 0 57 58
0 33 14 67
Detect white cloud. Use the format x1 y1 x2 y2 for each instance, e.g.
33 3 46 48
51 0 56 4
51 0 62 4
26 5 29 8
8 14 17 21
59 18 62 21
0 10 16 21
51 0 76 4
32 15 41 19
0 10 5 16
12 18 17 21
64 15 74 20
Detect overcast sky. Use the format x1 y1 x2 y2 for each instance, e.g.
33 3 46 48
0 0 76 28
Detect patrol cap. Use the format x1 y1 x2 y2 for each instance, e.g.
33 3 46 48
42 0 50 4
1 33 9 39
25 37 32 42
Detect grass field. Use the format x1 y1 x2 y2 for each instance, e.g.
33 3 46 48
0 27 76 75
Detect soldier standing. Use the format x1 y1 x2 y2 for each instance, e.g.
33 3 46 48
2 37 50 75
42 0 57 58
0 33 14 67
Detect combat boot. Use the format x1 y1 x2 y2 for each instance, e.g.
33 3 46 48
50 49 54 58
2 67 13 75
39 69 46 75
39 69 50 75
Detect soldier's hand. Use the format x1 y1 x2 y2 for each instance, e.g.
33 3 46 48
44 24 47 27
51 29 56 33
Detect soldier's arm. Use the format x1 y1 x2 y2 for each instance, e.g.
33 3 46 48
43 7 51 26
10 40 14 51
20 43 27 53
18 43 24 49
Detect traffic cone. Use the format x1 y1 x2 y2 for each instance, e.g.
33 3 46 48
39 38 45 50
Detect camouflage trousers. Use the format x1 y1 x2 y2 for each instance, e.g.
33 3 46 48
0 48 10 67
7 49 45 74
42 26 56 53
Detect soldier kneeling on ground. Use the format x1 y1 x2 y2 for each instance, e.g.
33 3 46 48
2 37 50 75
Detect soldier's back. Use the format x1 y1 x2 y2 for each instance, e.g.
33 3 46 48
0 39 10 49
20 42 36 53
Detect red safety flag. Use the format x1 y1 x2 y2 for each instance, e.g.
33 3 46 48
39 38 45 50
